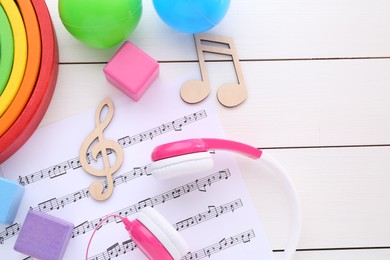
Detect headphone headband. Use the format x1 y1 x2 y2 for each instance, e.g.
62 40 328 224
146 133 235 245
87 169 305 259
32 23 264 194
151 138 262 161
151 138 301 259
87 138 300 259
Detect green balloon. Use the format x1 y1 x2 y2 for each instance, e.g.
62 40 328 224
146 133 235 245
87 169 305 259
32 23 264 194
59 0 142 48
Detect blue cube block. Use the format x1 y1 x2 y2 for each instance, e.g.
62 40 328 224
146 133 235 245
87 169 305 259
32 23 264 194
14 211 74 260
0 177 25 224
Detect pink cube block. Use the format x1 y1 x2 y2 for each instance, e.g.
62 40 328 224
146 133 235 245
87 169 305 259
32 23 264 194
104 41 159 101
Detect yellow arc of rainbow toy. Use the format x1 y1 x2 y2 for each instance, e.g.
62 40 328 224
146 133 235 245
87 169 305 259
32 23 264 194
0 0 28 116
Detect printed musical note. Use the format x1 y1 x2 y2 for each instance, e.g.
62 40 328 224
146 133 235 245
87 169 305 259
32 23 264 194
0 223 21 244
38 198 60 212
174 199 243 231
5 223 20 236
80 98 124 201
72 221 89 237
89 240 137 260
181 34 247 107
195 169 229 192
69 158 82 170
107 242 121 257
137 198 154 210
122 239 137 253
48 163 68 178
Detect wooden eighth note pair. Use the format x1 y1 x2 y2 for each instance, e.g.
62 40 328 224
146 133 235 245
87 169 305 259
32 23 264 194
79 98 123 201
181 34 247 107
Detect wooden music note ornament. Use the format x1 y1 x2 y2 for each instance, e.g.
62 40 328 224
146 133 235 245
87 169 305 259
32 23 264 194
181 34 247 107
79 98 123 201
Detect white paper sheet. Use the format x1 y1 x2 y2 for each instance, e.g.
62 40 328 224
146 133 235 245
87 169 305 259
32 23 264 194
0 86 274 259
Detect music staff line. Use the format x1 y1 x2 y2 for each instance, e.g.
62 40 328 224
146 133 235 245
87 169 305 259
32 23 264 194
0 168 230 245
16 110 207 186
91 228 254 260
71 169 231 239
89 199 244 260
183 229 255 260
30 165 151 213
174 199 243 231
29 147 219 215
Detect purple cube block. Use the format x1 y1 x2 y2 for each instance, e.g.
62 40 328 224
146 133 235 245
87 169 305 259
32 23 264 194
14 211 74 260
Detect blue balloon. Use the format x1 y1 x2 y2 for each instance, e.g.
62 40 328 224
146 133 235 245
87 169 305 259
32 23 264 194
152 0 231 33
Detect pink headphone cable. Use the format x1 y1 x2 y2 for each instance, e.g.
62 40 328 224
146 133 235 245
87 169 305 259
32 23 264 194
85 214 131 260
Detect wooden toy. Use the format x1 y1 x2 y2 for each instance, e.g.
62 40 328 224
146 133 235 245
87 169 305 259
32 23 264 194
0 4 14 95
181 34 247 107
0 0 58 163
14 211 74 260
0 0 27 116
103 41 159 101
0 0 42 137
0 177 24 224
80 98 124 201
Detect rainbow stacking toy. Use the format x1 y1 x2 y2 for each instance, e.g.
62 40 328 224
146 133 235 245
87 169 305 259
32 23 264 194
0 0 59 163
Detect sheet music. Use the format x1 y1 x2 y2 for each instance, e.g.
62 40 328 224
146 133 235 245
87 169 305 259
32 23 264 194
0 87 274 259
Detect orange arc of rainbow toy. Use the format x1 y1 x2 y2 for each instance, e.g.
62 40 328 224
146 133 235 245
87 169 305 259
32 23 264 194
0 0 42 136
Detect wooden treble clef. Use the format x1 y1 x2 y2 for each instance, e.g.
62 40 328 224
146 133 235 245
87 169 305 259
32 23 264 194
79 98 123 201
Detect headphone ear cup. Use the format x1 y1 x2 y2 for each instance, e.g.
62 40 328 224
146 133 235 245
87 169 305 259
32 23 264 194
137 207 189 259
151 152 214 180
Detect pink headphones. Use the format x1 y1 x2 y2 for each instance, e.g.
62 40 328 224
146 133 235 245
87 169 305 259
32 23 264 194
87 138 301 260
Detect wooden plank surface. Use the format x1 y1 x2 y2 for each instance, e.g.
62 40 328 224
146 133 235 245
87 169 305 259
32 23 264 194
48 0 390 63
240 147 390 250
33 0 390 259
42 61 390 148
276 249 390 260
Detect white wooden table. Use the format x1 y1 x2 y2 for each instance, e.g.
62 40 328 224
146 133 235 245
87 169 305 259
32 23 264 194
40 0 390 259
